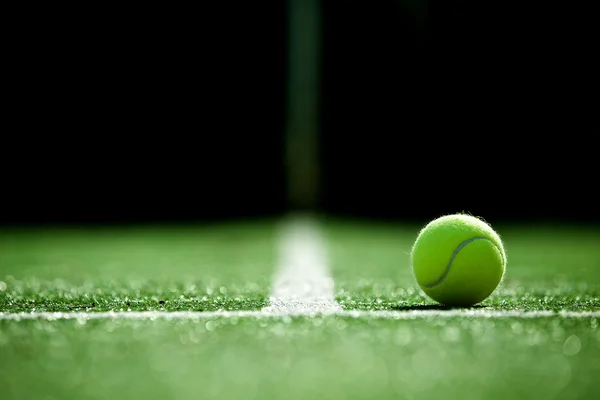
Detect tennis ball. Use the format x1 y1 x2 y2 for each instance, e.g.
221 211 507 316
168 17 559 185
410 214 506 307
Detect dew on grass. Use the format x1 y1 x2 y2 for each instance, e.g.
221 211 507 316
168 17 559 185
335 318 348 330
179 332 191 345
563 334 582 356
440 326 460 342
205 320 218 331
270 323 287 337
551 325 566 342
526 329 548 346
188 329 201 343
510 321 523 334
393 328 412 346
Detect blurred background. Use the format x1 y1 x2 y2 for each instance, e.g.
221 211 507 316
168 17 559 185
2 0 597 226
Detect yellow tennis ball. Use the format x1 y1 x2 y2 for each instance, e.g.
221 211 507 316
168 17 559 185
410 214 506 306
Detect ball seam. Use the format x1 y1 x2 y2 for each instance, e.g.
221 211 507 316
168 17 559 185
422 236 498 288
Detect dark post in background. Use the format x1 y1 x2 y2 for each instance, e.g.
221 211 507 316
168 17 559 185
1 1 597 226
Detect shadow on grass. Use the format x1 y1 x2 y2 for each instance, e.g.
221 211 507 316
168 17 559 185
390 304 487 311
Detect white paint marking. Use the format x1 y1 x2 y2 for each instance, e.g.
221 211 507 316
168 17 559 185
0 309 599 321
3 216 598 322
261 215 342 313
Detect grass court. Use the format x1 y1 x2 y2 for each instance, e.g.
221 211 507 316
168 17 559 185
1 217 599 399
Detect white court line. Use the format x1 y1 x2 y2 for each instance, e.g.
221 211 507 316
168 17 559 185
1 215 598 321
261 215 342 313
1 309 599 321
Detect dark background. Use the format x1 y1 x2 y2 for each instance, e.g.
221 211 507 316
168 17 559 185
2 1 597 225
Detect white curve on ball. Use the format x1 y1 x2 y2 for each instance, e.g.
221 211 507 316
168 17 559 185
423 236 500 288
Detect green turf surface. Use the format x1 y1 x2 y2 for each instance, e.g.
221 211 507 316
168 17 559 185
326 219 600 311
0 221 276 313
1 315 599 399
1 218 600 399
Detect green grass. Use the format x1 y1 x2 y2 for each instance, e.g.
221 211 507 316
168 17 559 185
1 315 599 400
326 219 600 311
1 218 600 399
0 221 276 313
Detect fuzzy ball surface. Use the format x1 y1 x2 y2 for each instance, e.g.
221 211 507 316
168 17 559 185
411 214 506 306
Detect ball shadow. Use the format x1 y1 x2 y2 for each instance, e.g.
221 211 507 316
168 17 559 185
390 304 487 311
